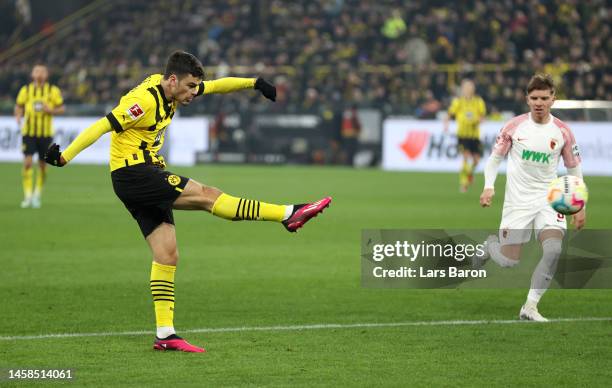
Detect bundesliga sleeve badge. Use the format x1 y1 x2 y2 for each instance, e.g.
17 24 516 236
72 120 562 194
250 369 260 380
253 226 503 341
127 104 145 120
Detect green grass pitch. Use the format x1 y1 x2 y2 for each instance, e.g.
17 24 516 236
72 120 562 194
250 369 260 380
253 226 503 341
1 163 611 387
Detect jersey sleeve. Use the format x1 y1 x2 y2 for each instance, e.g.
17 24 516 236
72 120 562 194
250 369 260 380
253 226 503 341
492 114 528 156
491 123 513 157
448 98 458 116
50 86 64 106
198 77 256 95
560 125 581 168
16 86 27 105
105 93 155 133
62 118 113 162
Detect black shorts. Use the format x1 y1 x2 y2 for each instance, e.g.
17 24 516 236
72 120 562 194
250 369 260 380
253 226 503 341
457 137 482 155
111 164 189 238
22 136 52 159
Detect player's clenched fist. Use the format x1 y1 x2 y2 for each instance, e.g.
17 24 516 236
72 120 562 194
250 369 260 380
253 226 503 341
480 188 495 207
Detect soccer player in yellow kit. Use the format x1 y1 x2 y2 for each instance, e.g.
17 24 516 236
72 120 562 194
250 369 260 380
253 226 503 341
444 79 486 192
14 64 65 208
44 51 331 353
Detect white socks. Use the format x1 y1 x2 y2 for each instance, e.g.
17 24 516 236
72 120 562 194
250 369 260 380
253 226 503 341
527 238 562 304
487 238 520 268
157 326 176 339
282 205 294 221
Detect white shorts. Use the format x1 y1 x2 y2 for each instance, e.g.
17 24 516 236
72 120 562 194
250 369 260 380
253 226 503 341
499 205 566 245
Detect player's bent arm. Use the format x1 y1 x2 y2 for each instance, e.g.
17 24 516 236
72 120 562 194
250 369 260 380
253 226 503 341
47 118 113 166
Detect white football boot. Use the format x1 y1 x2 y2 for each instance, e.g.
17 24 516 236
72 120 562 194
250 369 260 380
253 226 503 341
31 194 41 209
20 196 32 208
470 235 496 269
519 303 549 322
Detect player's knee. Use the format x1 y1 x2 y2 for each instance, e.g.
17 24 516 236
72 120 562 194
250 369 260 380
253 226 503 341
542 238 562 256
154 249 178 265
200 184 222 210
168 249 179 264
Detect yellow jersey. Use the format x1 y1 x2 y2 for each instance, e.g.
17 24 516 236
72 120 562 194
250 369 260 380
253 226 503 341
16 82 64 137
62 74 256 170
106 74 176 171
448 96 486 139
106 74 256 171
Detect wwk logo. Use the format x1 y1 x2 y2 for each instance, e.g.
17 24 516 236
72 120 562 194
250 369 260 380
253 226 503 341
521 149 551 164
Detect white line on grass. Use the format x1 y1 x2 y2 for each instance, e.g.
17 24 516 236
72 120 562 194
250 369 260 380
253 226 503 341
1 317 610 341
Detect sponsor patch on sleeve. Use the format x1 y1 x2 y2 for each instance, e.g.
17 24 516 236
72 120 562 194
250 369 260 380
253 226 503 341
127 103 145 120
571 144 580 156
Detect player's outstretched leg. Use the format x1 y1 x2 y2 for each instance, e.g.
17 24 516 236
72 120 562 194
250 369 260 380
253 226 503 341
173 179 331 232
212 193 332 233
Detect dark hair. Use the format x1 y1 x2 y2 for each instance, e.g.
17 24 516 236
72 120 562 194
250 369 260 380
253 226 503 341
164 51 205 80
526 74 555 94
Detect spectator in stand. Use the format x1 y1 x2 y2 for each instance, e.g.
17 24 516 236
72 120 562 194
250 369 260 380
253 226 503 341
0 0 609 114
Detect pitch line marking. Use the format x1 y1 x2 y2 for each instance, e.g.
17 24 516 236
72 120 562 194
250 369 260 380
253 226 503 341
1 317 610 341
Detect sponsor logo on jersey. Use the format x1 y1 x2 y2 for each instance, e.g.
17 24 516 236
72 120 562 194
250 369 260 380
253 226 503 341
127 104 144 120
400 130 430 160
167 175 181 186
521 149 551 164
571 144 580 156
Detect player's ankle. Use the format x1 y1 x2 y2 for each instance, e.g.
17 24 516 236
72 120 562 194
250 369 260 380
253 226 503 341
156 326 176 339
282 205 294 221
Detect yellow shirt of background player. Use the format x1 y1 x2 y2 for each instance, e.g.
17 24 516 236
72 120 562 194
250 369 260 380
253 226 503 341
16 83 64 137
448 96 486 139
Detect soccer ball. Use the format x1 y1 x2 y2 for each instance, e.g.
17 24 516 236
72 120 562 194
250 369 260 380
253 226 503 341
547 175 588 215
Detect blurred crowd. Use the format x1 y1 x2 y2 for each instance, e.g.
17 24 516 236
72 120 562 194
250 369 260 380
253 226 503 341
0 0 610 116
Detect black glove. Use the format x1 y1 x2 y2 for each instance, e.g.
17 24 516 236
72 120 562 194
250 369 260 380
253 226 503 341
254 78 276 102
44 143 65 167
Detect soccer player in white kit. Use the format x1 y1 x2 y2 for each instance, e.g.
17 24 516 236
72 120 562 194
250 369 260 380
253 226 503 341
477 74 586 321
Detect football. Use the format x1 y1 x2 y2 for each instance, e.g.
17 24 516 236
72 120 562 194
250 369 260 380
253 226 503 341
547 175 589 215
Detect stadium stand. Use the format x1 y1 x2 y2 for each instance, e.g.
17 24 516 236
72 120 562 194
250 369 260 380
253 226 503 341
0 0 609 116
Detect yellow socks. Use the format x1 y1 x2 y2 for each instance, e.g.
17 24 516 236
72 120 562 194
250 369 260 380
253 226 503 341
459 160 470 189
34 168 46 197
150 262 176 338
22 167 33 199
211 193 287 221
